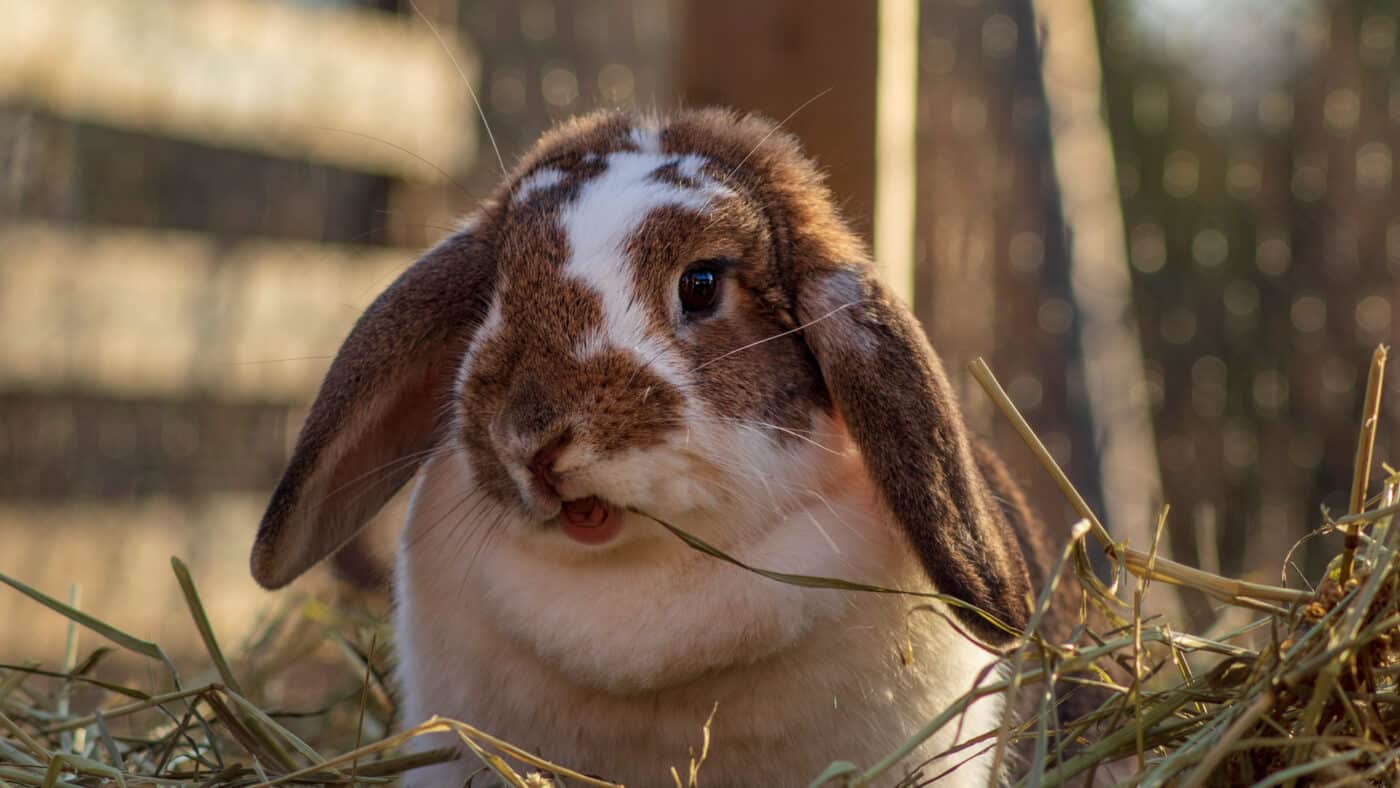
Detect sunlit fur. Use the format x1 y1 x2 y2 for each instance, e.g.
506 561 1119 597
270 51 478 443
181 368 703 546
250 109 1039 787
392 119 1003 786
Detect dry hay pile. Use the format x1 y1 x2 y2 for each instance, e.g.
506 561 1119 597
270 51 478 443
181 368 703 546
2 354 1399 787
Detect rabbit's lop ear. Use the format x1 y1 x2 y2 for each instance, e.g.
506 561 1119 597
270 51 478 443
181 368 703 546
797 265 1033 643
250 228 496 589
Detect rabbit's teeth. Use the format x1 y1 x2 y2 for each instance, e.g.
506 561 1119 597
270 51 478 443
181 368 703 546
559 497 622 545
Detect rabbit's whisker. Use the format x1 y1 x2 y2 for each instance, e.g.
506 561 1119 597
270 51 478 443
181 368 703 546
641 412 841 440
310 443 463 519
407 0 505 177
688 300 861 374
304 126 473 197
456 509 501 600
696 87 835 224
456 501 511 597
401 482 490 557
690 451 853 557
652 412 846 455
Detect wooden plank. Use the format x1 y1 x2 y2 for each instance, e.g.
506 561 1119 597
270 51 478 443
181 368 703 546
0 490 405 662
875 0 921 301
0 223 412 400
0 0 476 180
0 494 273 662
675 0 878 243
0 392 292 499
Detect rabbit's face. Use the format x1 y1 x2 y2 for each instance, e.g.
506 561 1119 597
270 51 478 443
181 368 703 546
253 108 1033 653
455 120 835 547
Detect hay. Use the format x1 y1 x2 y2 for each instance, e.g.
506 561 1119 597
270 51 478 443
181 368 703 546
3 354 1399 786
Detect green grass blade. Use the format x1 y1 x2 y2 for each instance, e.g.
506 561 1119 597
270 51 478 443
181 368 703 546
0 572 179 686
170 558 244 696
0 766 81 788
638 511 1020 639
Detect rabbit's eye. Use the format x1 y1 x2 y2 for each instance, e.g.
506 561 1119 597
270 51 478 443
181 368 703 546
678 267 720 314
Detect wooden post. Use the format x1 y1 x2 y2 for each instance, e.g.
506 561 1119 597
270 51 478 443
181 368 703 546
675 0 878 245
912 0 1109 546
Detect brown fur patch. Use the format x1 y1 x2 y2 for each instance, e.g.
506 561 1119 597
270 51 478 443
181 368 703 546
647 160 708 191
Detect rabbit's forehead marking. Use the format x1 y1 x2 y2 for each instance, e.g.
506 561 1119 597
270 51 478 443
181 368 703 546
549 146 729 383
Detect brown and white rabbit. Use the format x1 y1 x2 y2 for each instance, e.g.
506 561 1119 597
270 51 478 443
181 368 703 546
251 109 1061 786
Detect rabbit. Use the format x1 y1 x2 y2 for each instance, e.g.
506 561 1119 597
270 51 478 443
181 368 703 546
250 108 1069 787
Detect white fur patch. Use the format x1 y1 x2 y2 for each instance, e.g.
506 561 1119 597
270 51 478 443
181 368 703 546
557 148 724 391
513 167 565 204
628 124 661 153
675 153 709 181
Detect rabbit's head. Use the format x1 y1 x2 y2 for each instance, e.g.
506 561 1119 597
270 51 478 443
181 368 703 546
250 109 1032 643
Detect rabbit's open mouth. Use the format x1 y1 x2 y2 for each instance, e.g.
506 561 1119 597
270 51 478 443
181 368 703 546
558 496 623 545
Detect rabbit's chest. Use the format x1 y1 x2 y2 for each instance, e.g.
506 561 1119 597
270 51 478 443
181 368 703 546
396 587 1001 787
392 453 1002 786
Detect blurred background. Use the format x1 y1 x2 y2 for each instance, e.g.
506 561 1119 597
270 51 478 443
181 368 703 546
0 0 1396 663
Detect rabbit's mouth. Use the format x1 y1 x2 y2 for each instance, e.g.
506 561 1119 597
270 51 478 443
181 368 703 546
557 496 623 545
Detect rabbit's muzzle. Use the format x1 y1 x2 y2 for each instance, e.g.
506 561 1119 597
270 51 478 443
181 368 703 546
472 347 686 529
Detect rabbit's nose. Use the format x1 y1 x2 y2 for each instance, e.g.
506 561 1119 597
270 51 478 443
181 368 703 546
527 432 571 493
